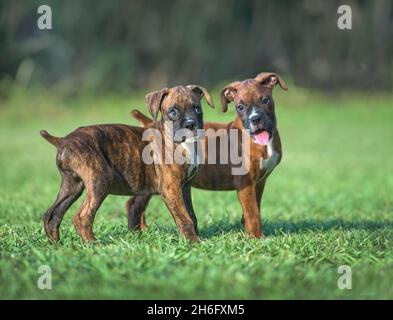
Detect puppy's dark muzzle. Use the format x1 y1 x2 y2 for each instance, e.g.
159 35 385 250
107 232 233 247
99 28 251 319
183 118 196 131
175 118 201 142
248 113 265 131
247 113 274 138
184 118 203 137
249 113 262 126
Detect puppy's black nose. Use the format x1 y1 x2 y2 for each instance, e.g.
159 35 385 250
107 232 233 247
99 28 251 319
249 113 262 125
184 119 196 131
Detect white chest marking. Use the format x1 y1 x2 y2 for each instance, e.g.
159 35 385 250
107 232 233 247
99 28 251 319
259 138 279 180
180 141 201 181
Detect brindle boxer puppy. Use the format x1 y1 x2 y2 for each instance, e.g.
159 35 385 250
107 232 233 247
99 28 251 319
40 85 214 243
130 72 287 238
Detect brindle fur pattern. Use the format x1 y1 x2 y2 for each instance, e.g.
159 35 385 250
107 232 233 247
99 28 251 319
41 85 213 243
130 72 288 238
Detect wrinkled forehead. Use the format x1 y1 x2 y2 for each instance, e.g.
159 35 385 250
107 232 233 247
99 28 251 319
237 79 266 104
163 86 199 108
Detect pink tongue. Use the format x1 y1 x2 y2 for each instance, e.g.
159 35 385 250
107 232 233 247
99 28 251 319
254 131 270 146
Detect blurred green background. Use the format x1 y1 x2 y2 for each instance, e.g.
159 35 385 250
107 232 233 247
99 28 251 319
1 0 393 299
1 0 393 95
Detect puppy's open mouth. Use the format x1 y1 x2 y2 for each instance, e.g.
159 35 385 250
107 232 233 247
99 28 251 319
251 129 270 146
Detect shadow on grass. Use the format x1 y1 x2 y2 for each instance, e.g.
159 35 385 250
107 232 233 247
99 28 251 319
41 218 393 245
199 218 393 239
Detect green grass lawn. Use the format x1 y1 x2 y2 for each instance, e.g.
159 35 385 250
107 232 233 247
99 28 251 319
1 86 393 299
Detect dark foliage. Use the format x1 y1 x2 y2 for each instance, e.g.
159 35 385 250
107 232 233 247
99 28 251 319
1 0 392 93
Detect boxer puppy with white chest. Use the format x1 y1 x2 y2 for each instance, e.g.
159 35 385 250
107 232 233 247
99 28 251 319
130 72 288 238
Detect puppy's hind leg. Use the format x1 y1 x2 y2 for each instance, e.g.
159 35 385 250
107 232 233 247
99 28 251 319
72 176 111 242
43 172 84 242
126 195 151 231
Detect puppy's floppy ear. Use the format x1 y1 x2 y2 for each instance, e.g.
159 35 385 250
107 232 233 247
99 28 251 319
255 72 288 91
187 85 214 108
220 81 241 112
145 88 169 121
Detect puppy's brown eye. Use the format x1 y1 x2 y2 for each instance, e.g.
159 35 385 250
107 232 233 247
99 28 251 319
261 97 271 105
236 104 245 112
194 105 201 114
168 108 178 118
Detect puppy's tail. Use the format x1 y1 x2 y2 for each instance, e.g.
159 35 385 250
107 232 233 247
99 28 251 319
40 130 61 147
131 109 154 128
